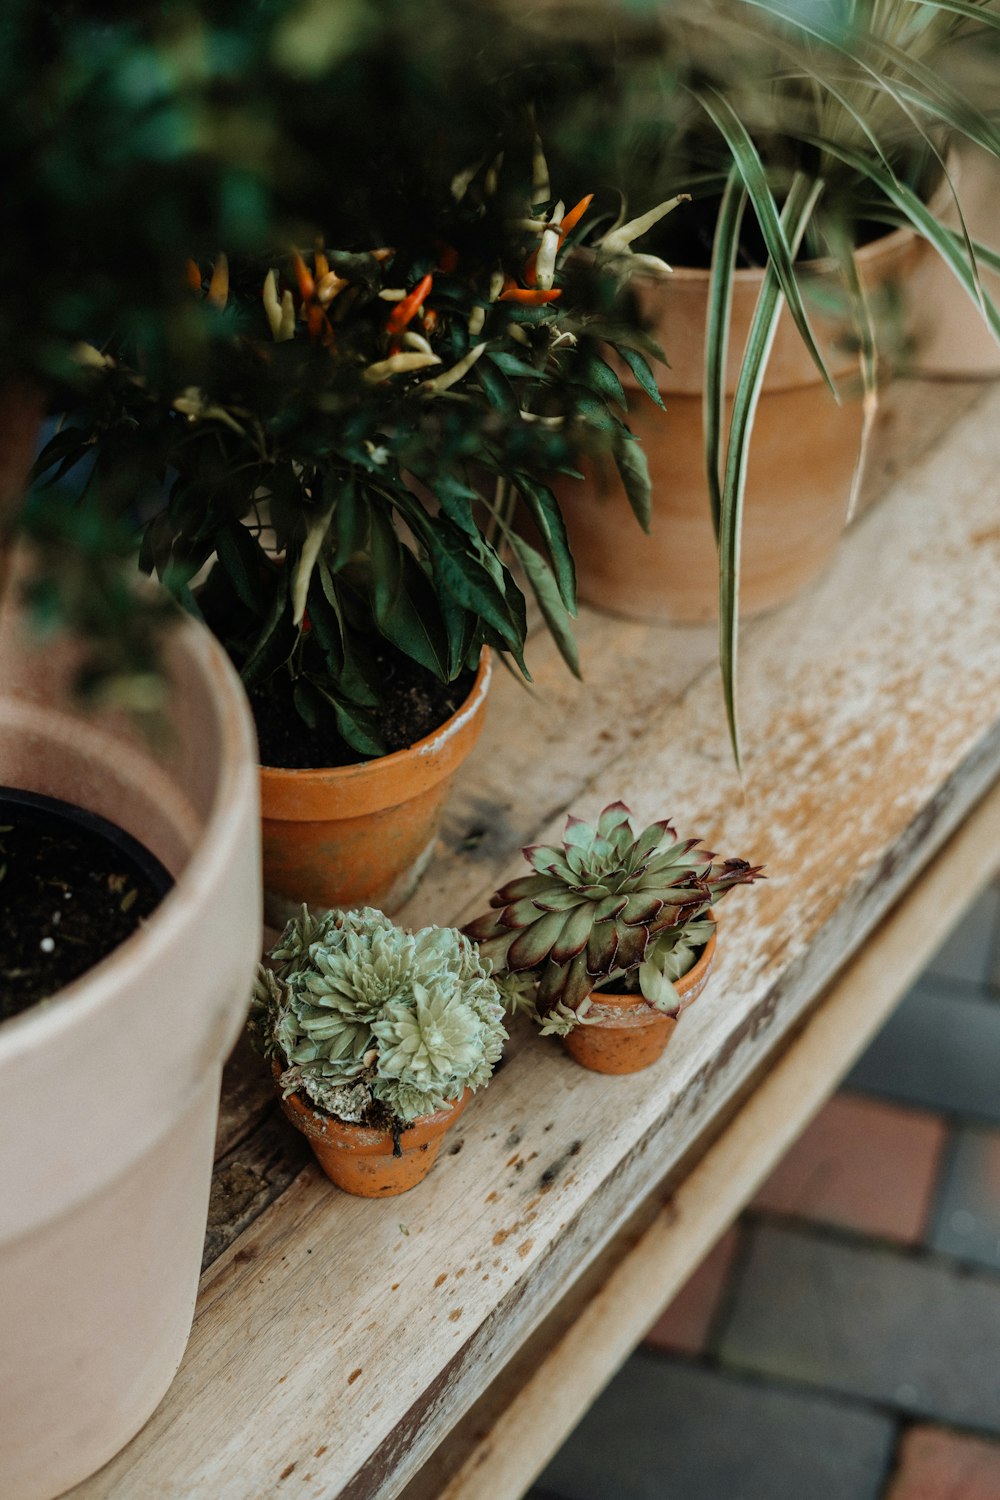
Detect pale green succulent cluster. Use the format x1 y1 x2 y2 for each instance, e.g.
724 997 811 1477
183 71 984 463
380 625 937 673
250 906 508 1126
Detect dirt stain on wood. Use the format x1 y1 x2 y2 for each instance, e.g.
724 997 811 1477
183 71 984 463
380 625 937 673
347 1368 363 1385
448 1309 463 1322
434 1273 447 1288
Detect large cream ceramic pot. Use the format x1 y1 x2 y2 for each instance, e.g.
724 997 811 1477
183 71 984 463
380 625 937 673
0 572 260 1500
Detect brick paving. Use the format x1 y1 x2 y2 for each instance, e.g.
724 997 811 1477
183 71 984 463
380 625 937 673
531 879 1000 1500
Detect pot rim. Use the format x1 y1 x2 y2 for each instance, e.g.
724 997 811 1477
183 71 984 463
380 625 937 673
276 1061 468 1148
0 613 258 1060
585 916 718 1018
633 217 918 290
259 647 492 781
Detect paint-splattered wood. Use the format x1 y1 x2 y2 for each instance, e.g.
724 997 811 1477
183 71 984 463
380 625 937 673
70 376 1000 1500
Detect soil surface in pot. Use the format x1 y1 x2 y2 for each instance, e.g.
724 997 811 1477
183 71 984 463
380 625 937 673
0 789 172 1022
251 652 476 770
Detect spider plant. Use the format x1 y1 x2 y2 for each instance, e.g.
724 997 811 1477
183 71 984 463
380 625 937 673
551 0 1000 760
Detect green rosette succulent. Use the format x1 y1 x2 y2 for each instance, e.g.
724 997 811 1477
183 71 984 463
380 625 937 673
465 802 762 1034
250 906 507 1126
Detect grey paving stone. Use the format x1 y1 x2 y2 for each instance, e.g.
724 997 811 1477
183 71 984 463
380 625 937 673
925 883 1000 988
720 1222 1000 1431
930 1125 1000 1271
845 979 1000 1122
534 1352 894 1500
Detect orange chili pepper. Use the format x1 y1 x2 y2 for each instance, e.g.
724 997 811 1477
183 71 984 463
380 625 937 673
185 258 202 292
314 249 329 281
306 303 328 343
499 283 562 305
422 307 439 334
386 273 433 334
558 194 593 248
292 252 315 303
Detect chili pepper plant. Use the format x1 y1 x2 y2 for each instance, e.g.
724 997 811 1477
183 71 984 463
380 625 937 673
37 151 683 762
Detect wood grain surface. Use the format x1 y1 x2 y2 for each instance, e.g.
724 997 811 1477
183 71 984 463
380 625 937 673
69 375 1000 1499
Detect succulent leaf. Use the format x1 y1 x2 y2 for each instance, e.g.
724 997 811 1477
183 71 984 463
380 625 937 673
250 906 507 1126
465 801 762 1033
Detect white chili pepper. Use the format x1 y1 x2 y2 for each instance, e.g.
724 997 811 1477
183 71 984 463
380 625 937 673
378 288 408 302
519 411 565 427
451 157 484 202
363 351 441 383
403 330 434 356
263 269 283 339
420 342 487 395
468 305 486 336
531 131 550 205
598 194 690 256
484 150 504 197
550 330 578 350
534 200 564 291
507 323 531 347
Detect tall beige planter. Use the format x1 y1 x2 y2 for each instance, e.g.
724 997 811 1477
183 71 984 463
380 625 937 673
557 222 924 623
0 578 261 1500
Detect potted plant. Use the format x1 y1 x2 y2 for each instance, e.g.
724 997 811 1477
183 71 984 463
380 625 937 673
541 0 1000 757
466 801 762 1074
0 6 278 1494
40 152 678 920
249 904 509 1195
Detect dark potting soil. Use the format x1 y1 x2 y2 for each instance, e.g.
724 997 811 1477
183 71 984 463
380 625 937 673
0 788 172 1023
252 656 477 770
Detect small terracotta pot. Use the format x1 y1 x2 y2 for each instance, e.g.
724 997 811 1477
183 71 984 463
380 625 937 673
259 652 491 922
276 1070 469 1197
562 925 717 1075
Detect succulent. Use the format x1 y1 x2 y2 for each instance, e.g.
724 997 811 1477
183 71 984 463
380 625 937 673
465 802 762 1034
250 906 508 1126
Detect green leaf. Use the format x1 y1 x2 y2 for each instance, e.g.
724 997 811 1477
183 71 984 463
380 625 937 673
509 534 580 678
513 474 577 612
697 85 835 396
704 170 746 539
429 526 520 651
476 359 517 413
580 354 628 412
488 350 546 380
615 345 666 411
718 173 825 769
241 569 293 689
291 499 334 627
803 135 1000 345
613 432 653 533
216 520 264 614
367 504 403 626
326 474 369 572
376 550 449 677
313 683 386 759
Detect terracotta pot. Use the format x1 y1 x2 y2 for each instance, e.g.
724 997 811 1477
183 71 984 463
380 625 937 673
0 563 261 1500
260 652 492 922
276 1070 469 1197
556 222 925 623
562 925 717 1075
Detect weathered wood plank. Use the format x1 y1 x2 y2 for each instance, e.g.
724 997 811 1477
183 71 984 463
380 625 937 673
70 377 1000 1500
202 374 983 1236
402 775 1000 1500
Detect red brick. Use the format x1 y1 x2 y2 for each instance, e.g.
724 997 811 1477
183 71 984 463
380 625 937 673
643 1227 740 1356
753 1092 947 1243
886 1425 1000 1500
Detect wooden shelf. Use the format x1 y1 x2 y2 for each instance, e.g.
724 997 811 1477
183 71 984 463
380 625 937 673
71 375 1000 1499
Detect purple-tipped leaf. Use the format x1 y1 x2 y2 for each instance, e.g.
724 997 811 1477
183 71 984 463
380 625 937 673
505 908 568 971
614 921 651 971
586 921 620 976
597 801 634 838
463 909 510 942
551 901 598 964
